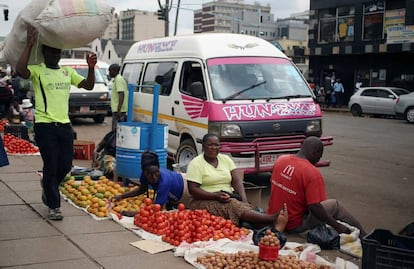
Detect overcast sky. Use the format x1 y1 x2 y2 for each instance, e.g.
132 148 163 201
0 0 309 37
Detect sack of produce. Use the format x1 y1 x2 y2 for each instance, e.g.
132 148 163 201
0 0 113 68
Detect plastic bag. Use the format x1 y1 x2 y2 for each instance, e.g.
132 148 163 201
252 226 287 248
307 224 340 250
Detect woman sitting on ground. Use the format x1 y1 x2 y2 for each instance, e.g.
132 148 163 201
186 133 288 232
112 151 191 209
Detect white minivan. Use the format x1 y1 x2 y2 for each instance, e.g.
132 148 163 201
122 33 333 174
59 58 110 123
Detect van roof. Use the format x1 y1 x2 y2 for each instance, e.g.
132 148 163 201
124 33 287 61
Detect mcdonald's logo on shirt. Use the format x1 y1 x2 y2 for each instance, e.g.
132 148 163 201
281 165 295 179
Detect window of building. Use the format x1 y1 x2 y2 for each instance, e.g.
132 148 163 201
318 6 355 43
363 1 385 40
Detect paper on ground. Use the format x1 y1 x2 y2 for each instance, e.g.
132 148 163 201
130 239 175 254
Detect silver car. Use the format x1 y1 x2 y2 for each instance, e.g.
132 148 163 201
349 87 410 117
395 92 414 123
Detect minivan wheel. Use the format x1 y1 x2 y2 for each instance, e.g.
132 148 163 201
176 139 197 170
351 104 362 117
405 107 414 123
93 115 105 124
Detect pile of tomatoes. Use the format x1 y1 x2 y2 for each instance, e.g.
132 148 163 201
0 119 9 132
134 199 249 246
2 133 39 154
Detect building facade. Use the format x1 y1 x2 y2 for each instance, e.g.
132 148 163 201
308 0 414 104
120 9 164 41
194 0 276 41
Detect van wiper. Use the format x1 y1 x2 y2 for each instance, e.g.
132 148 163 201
223 80 267 102
266 94 312 102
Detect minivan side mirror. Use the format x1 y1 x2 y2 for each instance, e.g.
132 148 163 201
190 82 206 99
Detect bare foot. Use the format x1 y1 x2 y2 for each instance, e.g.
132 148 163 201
274 203 288 232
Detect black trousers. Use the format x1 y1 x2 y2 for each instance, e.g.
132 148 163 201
34 123 74 209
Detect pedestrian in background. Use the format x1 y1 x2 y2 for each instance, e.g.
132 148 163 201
332 78 344 107
109 64 128 130
16 26 96 221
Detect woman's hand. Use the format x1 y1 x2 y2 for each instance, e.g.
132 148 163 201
111 195 122 202
215 191 231 203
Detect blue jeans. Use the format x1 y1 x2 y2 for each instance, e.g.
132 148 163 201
34 123 74 209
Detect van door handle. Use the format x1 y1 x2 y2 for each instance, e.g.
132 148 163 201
174 100 179 105
171 107 175 116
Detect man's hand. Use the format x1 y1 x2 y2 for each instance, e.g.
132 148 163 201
334 222 352 234
86 53 97 68
26 26 38 47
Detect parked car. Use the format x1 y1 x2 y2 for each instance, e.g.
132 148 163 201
349 87 410 117
395 92 414 123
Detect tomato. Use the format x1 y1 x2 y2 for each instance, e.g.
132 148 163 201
177 203 185 211
152 203 161 212
144 198 152 206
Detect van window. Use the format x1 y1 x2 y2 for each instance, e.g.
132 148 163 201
123 62 144 87
142 62 177 95
207 57 311 101
179 61 206 98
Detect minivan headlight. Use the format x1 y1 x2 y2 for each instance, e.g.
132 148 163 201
306 120 321 136
209 123 242 137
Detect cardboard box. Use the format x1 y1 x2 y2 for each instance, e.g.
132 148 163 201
244 181 267 208
73 140 95 160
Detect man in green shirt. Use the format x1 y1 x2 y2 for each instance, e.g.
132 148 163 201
16 26 96 221
109 64 128 130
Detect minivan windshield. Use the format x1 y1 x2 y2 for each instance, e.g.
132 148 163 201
69 66 107 84
207 57 312 101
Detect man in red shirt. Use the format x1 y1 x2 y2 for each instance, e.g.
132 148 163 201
267 136 366 238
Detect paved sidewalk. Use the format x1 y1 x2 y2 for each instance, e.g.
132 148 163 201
0 154 360 268
0 155 193 269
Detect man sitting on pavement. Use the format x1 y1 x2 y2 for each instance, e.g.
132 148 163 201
267 136 367 239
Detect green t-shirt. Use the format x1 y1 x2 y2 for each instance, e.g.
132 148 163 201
186 153 236 193
28 63 84 123
110 74 128 113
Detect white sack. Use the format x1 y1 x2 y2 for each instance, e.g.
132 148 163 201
0 0 113 68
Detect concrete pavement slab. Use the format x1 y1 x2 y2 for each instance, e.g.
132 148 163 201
0 190 25 205
0 172 40 182
0 236 86 267
6 258 101 269
0 205 40 220
0 181 10 192
13 190 43 205
7 180 42 192
97 252 193 269
51 215 124 235
69 230 141 258
0 219 60 240
31 201 89 217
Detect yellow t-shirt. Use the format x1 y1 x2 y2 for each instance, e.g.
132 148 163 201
28 63 84 123
110 74 128 113
186 153 236 193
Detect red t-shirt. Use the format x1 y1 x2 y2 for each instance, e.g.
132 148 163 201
267 154 327 230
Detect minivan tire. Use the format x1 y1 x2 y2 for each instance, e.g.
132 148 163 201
94 114 105 124
176 139 197 168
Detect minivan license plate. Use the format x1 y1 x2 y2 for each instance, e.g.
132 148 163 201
260 154 278 165
80 106 90 113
